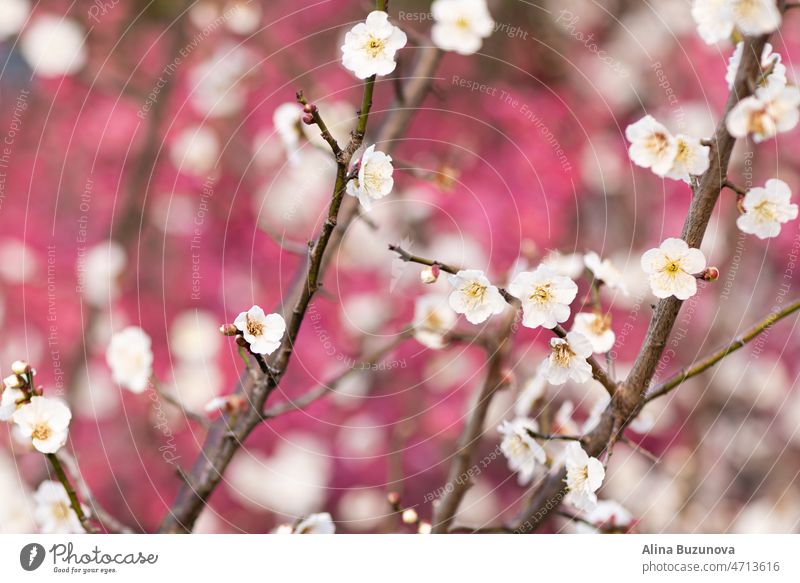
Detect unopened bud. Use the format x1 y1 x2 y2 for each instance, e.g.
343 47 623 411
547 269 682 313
402 508 418 524
418 521 432 534
387 491 401 507
219 324 238 336
11 360 30 376
302 103 317 114
701 267 720 282
420 264 440 284
4 374 22 388
302 113 314 125
499 368 516 387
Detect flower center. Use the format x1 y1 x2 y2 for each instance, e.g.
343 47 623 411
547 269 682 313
529 283 552 304
664 260 681 274
52 501 70 521
590 314 611 335
753 200 777 222
675 140 689 162
246 317 264 337
463 282 487 306
646 132 670 156
32 423 52 441
455 16 470 29
365 37 386 58
422 310 443 331
552 342 575 367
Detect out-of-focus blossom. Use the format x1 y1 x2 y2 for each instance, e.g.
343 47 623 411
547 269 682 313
564 442 605 512
726 41 785 90
302 101 357 151
293 512 335 534
541 250 584 279
346 145 394 211
726 81 800 143
641 238 706 300
170 126 220 176
170 310 222 362
273 102 303 161
188 44 253 118
514 372 548 417
625 115 678 177
498 417 547 485
508 266 578 330
540 332 593 385
584 252 626 292
81 241 126 307
576 499 633 533
0 239 38 284
0 376 25 421
225 0 263 35
692 0 780 45
412 295 457 349
401 508 418 524
233 305 286 355
13 396 71 454
571 312 615 354
737 179 798 239
106 327 153 393
21 15 87 78
664 134 710 182
0 0 29 40
33 480 84 534
341 11 407 79
447 269 506 324
431 0 494 56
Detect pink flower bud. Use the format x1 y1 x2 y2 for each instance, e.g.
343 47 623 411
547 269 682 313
302 113 314 125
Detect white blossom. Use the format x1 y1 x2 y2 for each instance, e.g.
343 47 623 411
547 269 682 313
691 0 734 44
0 0 29 41
571 312 615 354
81 240 126 307
583 252 626 292
0 378 26 421
293 512 335 534
564 442 605 512
106 326 153 393
737 178 798 239
447 269 507 324
625 115 678 177
33 480 84 534
431 0 494 56
726 81 800 143
225 0 262 35
514 373 548 417
412 295 457 349
169 309 222 362
692 0 781 45
664 134 711 182
420 266 439 284
188 44 253 119
731 0 781 37
341 10 407 79
726 41 786 90
233 305 286 355
12 396 71 454
577 500 633 533
641 238 706 300
498 417 547 485
21 15 87 77
541 250 584 279
540 331 593 385
170 126 220 176
507 266 578 329
345 145 394 210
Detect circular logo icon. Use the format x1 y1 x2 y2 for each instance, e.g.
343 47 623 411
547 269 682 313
20 543 46 571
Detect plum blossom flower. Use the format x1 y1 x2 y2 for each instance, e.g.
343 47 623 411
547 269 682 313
583 252 626 292
540 331 593 385
20 15 87 77
564 442 605 512
541 250 584 279
508 266 578 329
571 312 615 354
170 125 220 176
577 500 633 533
82 240 126 307
737 179 798 239
625 115 678 177
692 0 781 45
273 102 303 160
514 372 548 417
0 0 29 41
726 41 785 90
431 0 494 56
33 480 85 534
412 295 457 349
499 418 547 485
345 145 394 210
0 376 26 421
726 81 800 143
234 305 286 355
447 269 506 324
665 134 711 182
106 327 153 393
641 238 706 300
341 11 407 79
12 396 71 454
293 512 335 534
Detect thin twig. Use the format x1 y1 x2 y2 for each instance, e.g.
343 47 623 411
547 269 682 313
46 453 97 533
